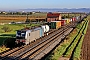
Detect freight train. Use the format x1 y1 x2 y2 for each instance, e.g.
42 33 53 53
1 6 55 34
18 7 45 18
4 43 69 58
15 25 49 45
15 14 87 45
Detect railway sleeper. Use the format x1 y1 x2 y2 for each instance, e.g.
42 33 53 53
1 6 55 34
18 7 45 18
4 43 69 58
33 36 62 60
32 28 73 60
30 31 65 59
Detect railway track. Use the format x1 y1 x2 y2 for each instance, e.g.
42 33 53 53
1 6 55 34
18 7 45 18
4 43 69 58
0 26 58 57
15 27 70 59
0 33 56 59
0 22 77 60
2 29 71 60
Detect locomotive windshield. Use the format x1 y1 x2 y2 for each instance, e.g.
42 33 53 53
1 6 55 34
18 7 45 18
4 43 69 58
16 30 26 39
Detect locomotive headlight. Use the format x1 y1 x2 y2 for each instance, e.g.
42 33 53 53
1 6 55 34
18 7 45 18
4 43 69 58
15 40 19 44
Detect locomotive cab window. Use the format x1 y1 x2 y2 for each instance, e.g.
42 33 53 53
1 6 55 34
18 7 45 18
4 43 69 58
17 31 21 35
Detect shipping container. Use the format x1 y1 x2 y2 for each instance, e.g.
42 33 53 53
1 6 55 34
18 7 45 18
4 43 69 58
51 22 56 29
70 19 72 22
51 21 61 29
45 25 50 32
72 17 76 22
61 19 67 24
64 19 70 23
41 25 50 32
41 25 46 32
34 27 44 37
60 20 66 26
67 19 70 23
47 18 56 22
46 22 51 29
61 20 65 26
68 19 70 23
76 16 79 20
57 21 61 28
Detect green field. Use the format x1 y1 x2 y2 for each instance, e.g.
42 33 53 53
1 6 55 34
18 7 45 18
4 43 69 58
0 23 40 46
61 13 83 18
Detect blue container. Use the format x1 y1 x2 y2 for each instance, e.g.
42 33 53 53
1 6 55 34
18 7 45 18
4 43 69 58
40 28 44 37
40 28 42 37
41 28 44 36
34 27 44 37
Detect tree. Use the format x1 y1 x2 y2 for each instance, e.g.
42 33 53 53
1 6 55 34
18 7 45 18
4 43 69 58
25 19 30 23
29 12 32 15
25 14 30 23
1 26 11 32
62 15 66 19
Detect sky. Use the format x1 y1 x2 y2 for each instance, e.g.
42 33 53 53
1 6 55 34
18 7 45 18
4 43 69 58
0 0 90 10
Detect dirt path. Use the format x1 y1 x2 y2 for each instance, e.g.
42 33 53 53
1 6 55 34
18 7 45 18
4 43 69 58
81 20 90 60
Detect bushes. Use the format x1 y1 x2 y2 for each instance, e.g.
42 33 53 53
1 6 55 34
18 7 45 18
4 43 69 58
0 45 10 53
1 26 11 32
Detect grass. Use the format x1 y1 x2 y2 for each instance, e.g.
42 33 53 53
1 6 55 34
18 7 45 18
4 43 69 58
73 35 84 60
0 45 10 53
73 19 89 60
61 14 82 18
50 31 77 60
45 19 87 60
0 23 40 33
63 21 86 57
0 24 24 33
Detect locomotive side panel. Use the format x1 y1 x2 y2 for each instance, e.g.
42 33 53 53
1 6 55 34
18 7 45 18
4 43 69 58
29 30 40 42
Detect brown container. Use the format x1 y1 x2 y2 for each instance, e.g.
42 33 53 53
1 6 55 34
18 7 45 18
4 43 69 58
47 18 56 22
